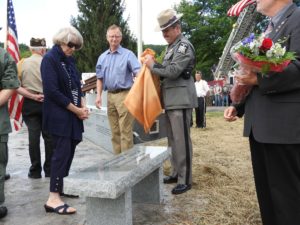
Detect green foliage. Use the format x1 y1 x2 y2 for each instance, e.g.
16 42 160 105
175 0 239 81
19 43 31 58
0 42 31 59
143 44 165 56
71 0 137 73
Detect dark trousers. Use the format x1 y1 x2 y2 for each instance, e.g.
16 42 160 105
249 134 300 225
0 136 8 203
50 136 79 193
195 97 206 128
22 98 52 176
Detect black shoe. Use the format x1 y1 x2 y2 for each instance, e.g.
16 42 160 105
171 184 192 195
0 206 7 219
28 173 42 179
163 176 178 184
4 174 10 181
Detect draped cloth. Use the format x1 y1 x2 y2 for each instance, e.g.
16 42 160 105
124 49 162 133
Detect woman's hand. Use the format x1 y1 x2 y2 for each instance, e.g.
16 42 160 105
77 107 89 120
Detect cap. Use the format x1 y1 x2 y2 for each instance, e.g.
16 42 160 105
30 38 46 47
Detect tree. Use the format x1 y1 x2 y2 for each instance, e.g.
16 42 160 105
175 0 237 81
71 0 137 73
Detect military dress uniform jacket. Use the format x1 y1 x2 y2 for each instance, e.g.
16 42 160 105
150 34 197 110
0 48 19 136
235 3 300 144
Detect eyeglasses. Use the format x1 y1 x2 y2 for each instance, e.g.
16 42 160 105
108 35 122 39
67 42 81 50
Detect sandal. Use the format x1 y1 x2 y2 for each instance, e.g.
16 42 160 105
44 203 76 215
60 192 79 198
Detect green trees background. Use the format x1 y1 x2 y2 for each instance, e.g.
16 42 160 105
2 0 300 80
70 0 137 72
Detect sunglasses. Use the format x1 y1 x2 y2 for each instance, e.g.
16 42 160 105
67 42 81 50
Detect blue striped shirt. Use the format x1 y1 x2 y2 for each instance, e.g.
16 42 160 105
96 46 141 91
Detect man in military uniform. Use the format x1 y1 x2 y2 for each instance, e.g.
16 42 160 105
145 9 197 195
0 27 20 219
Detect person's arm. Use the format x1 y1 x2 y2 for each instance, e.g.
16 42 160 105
145 42 193 79
66 102 89 120
0 49 20 106
0 89 15 107
17 87 44 102
95 78 103 109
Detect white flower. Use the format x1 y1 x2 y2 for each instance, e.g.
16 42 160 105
266 50 273 58
272 45 286 57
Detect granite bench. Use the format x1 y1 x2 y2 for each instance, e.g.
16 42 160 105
64 145 170 225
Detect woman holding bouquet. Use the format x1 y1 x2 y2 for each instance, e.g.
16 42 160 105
224 0 300 225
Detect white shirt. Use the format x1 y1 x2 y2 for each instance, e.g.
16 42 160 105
195 80 209 97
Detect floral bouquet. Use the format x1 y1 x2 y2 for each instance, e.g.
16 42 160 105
229 33 296 104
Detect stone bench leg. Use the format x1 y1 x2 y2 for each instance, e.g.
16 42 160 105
86 189 132 225
132 167 163 204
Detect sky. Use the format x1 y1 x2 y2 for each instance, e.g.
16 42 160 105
0 0 181 47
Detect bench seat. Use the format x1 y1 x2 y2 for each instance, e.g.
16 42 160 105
64 145 170 225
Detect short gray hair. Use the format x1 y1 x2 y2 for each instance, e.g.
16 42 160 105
52 26 83 49
106 24 122 37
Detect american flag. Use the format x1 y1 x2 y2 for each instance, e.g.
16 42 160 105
6 0 23 131
227 0 256 17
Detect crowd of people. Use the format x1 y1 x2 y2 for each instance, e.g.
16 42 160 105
1 0 300 224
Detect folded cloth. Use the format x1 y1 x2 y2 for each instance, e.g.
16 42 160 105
124 49 162 133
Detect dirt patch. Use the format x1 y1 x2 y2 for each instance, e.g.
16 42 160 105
151 111 261 225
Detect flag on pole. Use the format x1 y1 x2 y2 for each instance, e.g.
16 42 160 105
227 0 256 17
6 0 23 131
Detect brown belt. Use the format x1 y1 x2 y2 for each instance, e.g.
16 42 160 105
108 88 130 94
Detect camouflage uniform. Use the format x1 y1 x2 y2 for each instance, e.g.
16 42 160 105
0 47 19 204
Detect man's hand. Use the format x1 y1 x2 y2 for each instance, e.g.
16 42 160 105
33 94 44 102
224 106 238 122
95 94 102 109
144 54 155 68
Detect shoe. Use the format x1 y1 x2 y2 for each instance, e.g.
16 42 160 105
0 206 7 219
28 173 42 179
4 174 10 181
60 193 79 198
163 176 178 184
44 204 76 215
171 184 192 195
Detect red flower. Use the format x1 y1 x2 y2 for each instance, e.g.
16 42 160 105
259 38 273 51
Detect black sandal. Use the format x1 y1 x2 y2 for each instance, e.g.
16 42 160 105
44 203 76 215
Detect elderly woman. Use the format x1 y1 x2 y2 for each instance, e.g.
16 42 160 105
41 26 88 215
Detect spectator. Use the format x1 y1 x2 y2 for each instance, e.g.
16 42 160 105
41 26 88 215
17 38 53 179
194 71 209 128
95 24 141 154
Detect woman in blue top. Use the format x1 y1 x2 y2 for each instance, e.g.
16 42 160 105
41 26 89 215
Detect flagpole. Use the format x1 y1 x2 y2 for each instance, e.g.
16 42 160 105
4 0 8 49
137 0 142 59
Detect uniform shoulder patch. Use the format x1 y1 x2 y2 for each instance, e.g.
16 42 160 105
177 42 189 54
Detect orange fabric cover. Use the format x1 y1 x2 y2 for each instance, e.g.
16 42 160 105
124 49 162 133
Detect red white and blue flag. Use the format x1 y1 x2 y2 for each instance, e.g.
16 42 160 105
227 0 256 17
6 0 23 131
